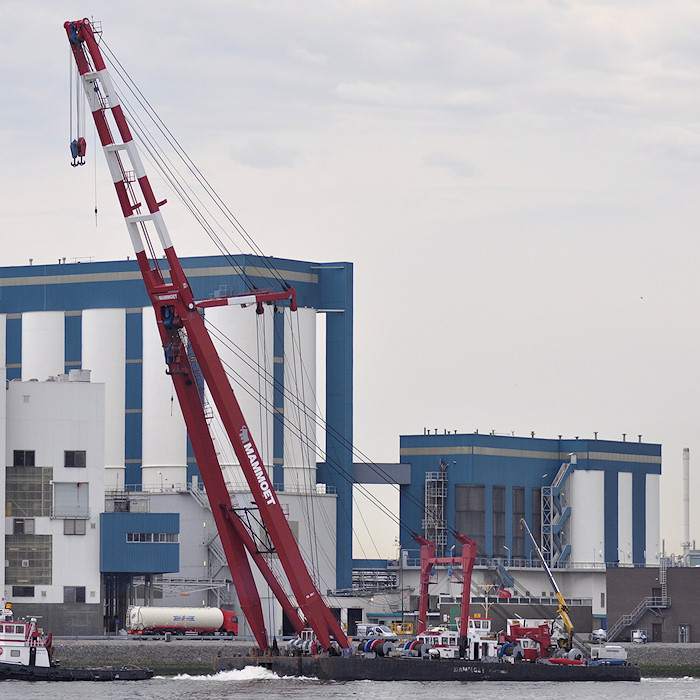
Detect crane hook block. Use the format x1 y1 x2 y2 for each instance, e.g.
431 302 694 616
68 21 81 45
70 137 87 167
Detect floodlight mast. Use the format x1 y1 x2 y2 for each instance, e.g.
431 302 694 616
64 17 348 651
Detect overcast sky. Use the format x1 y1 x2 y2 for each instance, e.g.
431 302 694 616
3 1 700 558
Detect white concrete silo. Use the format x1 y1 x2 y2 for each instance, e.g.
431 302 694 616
617 472 633 565
141 308 188 490
21 311 64 380
569 469 605 565
283 307 318 491
204 304 275 490
646 471 661 566
81 308 125 489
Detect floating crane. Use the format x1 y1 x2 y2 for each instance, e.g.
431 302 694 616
520 517 574 651
64 17 349 652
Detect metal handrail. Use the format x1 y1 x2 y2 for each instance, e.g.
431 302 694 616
607 595 671 641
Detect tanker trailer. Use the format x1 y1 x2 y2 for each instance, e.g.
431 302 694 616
127 606 238 635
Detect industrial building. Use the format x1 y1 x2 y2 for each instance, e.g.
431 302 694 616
1 255 696 641
398 432 662 567
1 255 353 633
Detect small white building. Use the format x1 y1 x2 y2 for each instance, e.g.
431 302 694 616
3 372 105 632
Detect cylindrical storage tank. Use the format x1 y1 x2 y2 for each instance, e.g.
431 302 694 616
141 309 187 489
129 606 224 631
82 309 125 485
617 472 633 564
21 311 64 380
204 304 274 490
283 307 317 491
645 472 661 565
569 470 604 564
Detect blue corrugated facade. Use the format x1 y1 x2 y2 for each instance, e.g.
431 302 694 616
399 433 661 566
0 255 354 588
100 512 179 573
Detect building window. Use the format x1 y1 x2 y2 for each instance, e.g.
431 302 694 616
64 586 86 604
5 535 52 585
13 519 35 535
492 486 506 558
64 450 86 468
455 485 485 553
126 532 178 543
64 519 86 535
54 482 89 518
113 498 130 512
512 487 525 559
12 586 35 598
531 488 542 557
5 466 53 517
13 450 35 467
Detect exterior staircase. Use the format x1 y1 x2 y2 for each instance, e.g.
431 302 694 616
606 595 671 642
607 559 671 641
542 459 575 567
190 484 210 510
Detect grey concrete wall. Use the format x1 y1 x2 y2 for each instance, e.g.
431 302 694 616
11 602 102 636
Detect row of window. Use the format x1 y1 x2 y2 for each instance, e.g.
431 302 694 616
11 585 86 602
126 532 178 543
12 450 86 468
13 518 86 535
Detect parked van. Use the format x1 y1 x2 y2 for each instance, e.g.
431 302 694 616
355 624 398 641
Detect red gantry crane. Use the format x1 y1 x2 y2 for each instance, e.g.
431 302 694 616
64 17 349 652
413 533 478 640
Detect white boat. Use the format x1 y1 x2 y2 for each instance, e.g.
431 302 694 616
0 602 153 682
0 604 53 672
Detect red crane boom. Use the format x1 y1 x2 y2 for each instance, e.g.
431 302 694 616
64 17 348 651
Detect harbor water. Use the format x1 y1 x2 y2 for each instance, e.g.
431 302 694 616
0 668 698 700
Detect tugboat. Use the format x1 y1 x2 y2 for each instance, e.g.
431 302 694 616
0 603 153 682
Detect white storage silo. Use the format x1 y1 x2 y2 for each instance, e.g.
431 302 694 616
141 308 187 490
204 304 274 490
21 311 64 380
645 472 661 565
617 472 633 565
82 308 125 489
0 315 5 366
569 469 605 564
283 307 317 491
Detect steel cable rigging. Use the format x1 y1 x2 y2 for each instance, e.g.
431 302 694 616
205 316 477 555
90 32 478 566
99 39 291 295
